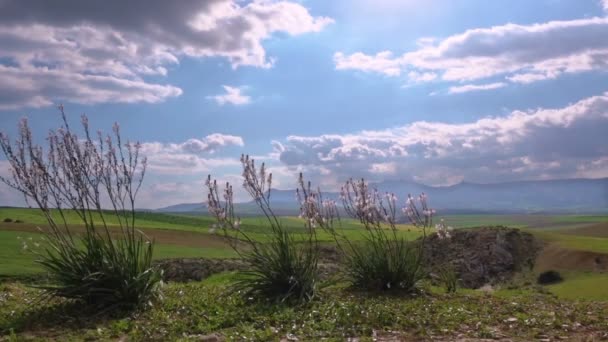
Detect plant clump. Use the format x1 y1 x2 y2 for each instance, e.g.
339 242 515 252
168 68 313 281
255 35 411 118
0 106 162 310
206 155 319 304
296 175 436 292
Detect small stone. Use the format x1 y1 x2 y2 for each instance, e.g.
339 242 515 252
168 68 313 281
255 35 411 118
198 333 222 342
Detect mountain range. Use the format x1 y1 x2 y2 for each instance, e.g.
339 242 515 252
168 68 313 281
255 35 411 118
155 178 608 215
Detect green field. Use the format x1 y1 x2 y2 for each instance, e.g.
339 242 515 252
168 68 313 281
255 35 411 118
547 271 608 301
1 208 608 301
0 208 423 277
1 209 608 340
0 230 237 277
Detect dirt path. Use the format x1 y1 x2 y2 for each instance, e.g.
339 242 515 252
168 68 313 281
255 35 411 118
0 223 231 249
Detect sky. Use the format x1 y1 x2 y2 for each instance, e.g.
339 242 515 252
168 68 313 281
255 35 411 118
0 0 607 208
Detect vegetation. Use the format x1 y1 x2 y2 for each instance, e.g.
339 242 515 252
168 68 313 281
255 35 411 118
206 155 322 303
294 176 434 293
0 110 162 309
0 132 606 339
1 275 607 341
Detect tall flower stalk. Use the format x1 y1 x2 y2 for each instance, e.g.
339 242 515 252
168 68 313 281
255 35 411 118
298 176 434 292
205 155 319 303
0 106 162 309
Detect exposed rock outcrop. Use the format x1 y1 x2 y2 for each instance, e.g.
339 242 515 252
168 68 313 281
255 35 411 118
422 226 542 288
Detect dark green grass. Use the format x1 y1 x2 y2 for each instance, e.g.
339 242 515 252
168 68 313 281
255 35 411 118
546 271 608 301
530 230 608 254
1 275 607 341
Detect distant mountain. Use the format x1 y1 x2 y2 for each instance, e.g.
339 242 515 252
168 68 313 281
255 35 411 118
372 178 608 213
156 178 608 214
156 202 206 213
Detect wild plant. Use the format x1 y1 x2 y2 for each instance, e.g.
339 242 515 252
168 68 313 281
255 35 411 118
437 264 459 293
297 176 434 292
0 106 162 310
205 155 318 303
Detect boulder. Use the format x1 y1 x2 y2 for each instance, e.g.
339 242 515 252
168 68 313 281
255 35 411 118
422 226 542 288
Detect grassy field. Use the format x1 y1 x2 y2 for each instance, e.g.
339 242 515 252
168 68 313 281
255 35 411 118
0 207 420 240
547 271 608 301
530 230 608 254
1 208 608 300
0 208 423 277
1 210 608 340
0 230 237 277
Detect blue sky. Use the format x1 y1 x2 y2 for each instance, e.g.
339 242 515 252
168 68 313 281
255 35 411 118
1 0 607 207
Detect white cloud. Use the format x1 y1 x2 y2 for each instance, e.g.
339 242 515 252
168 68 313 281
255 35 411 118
208 85 251 106
448 82 506 94
369 162 397 174
277 92 608 186
407 71 438 82
334 51 402 76
141 133 244 174
603 0 608 12
335 17 608 88
0 0 333 109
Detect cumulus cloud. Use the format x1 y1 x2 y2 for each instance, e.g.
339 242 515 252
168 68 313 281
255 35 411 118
208 85 251 106
334 51 402 76
141 133 244 174
448 82 506 94
277 92 608 186
334 16 608 89
0 0 333 109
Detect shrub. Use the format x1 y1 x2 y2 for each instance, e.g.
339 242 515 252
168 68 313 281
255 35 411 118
3 218 12 223
537 270 563 285
206 155 318 303
297 176 434 293
0 107 162 310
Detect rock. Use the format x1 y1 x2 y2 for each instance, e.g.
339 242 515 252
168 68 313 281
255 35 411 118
422 226 542 288
155 257 340 283
154 258 246 282
199 333 222 342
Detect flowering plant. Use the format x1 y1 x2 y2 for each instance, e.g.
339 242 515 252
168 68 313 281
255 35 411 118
297 176 435 292
0 106 162 309
205 155 319 303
